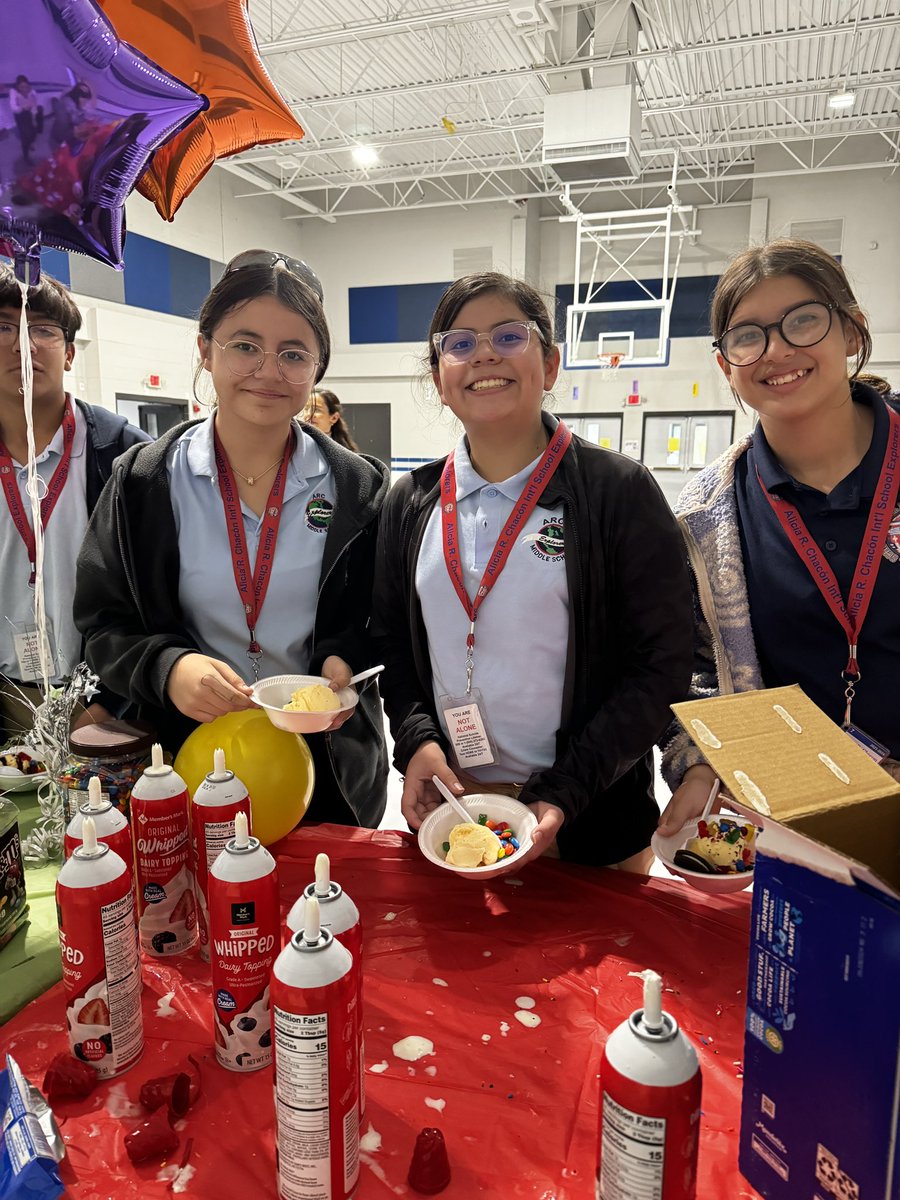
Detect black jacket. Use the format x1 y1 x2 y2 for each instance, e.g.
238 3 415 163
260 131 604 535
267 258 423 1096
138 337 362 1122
373 430 694 866
74 420 389 828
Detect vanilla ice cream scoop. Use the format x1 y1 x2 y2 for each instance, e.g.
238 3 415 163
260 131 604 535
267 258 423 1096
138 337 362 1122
283 684 341 713
445 821 501 868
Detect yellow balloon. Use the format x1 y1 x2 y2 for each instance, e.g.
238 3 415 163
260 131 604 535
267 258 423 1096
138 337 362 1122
174 710 314 846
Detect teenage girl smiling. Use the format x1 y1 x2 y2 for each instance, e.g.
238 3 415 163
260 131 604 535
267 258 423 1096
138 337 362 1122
374 272 693 870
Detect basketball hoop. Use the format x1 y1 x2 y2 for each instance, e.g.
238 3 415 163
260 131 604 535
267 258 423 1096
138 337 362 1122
597 352 623 380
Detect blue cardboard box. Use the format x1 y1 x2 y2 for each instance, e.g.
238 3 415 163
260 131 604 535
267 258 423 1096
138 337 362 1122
672 685 900 1200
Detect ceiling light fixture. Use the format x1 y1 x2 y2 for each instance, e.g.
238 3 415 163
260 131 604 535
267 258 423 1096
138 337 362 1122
827 91 856 110
352 144 379 166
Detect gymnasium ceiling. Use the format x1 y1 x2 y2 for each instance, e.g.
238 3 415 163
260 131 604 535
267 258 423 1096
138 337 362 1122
227 0 900 221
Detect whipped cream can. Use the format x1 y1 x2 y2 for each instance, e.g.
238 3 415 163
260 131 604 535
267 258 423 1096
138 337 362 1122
65 776 134 875
191 748 252 962
56 816 143 1079
285 853 365 1114
599 969 701 1200
209 811 279 1071
130 744 196 956
272 896 360 1200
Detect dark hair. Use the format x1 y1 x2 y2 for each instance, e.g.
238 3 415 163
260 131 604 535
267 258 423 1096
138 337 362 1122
426 272 554 370
309 388 359 452
197 260 331 386
710 238 872 379
0 265 81 342
856 372 893 395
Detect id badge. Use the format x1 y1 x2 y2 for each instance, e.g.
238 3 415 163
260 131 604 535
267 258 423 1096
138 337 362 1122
13 621 54 683
440 689 497 769
843 722 890 764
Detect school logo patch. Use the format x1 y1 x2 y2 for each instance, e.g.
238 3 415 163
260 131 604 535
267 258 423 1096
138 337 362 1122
305 493 333 532
524 518 565 562
883 502 900 563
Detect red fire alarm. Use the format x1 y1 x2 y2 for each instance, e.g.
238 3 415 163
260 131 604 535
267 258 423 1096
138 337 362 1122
146 373 161 389
625 392 642 406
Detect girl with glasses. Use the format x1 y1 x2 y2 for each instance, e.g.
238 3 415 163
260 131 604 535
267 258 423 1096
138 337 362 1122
660 238 900 835
373 272 693 870
75 252 389 828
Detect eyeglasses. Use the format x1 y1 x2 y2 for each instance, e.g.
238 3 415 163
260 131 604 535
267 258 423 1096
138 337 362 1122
432 320 543 365
713 301 838 366
224 250 324 302
0 321 67 349
211 338 319 386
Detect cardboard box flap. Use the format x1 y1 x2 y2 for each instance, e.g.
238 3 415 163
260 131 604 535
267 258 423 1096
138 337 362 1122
671 685 900 822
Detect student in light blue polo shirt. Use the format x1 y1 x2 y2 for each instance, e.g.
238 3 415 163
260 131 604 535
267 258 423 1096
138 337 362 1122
374 273 693 870
75 252 389 828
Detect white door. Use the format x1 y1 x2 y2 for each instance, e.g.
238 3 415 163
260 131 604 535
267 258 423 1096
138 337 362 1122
559 414 622 451
641 413 734 506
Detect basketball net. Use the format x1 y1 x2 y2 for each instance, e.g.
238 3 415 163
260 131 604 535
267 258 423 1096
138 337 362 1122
597 352 623 381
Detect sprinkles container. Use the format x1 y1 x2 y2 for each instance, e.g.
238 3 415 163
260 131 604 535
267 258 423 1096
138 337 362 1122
59 720 156 824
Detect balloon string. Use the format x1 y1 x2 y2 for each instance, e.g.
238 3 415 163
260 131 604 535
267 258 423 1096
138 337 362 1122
17 274 52 693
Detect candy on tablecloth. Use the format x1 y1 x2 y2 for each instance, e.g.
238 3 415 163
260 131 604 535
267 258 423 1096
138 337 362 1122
124 1104 179 1166
407 1126 451 1194
41 1052 99 1103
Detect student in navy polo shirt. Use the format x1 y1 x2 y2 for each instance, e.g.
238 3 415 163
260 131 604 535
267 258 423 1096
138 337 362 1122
660 238 900 833
0 266 149 739
373 272 693 870
74 252 389 828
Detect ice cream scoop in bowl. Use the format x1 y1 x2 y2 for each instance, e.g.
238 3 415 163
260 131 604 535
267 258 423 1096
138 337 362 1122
418 787 538 880
651 814 757 895
252 674 358 734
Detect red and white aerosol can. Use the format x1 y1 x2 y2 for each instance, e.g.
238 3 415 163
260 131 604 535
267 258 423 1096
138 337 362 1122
56 815 143 1079
208 811 279 1071
285 853 365 1114
598 969 702 1200
65 775 134 875
130 743 196 956
272 896 360 1200
191 747 252 962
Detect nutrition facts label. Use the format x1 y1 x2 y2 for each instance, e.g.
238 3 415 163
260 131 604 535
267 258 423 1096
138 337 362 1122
101 891 142 1068
203 819 237 869
600 1093 666 1200
274 1007 331 1200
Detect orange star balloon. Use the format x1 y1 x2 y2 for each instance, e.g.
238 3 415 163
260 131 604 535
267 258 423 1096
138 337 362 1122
97 0 304 220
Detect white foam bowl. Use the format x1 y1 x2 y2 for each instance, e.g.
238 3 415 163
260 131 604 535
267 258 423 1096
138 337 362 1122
651 818 755 895
252 674 358 734
418 793 538 880
0 744 49 792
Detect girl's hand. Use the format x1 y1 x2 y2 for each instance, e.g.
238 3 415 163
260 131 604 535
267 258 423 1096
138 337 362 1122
321 656 356 730
400 742 463 829
511 801 565 868
166 653 254 723
657 764 718 835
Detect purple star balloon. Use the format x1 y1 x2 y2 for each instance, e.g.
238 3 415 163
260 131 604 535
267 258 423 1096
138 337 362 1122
0 0 207 282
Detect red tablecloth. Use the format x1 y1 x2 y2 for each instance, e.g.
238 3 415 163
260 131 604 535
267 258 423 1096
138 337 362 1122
1 826 763 1198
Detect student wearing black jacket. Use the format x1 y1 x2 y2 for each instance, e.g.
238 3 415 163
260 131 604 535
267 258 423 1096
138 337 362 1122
75 253 388 827
373 273 693 869
0 267 150 738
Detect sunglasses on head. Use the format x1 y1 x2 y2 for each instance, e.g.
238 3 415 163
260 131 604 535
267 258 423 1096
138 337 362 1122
224 250 324 302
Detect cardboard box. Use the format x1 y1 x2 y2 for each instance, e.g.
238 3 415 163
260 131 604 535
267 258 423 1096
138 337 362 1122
671 685 900 1200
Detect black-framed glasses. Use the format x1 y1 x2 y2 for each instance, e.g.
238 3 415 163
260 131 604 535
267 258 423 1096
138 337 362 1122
224 250 324 301
211 337 319 386
713 301 838 366
432 320 542 365
0 321 67 349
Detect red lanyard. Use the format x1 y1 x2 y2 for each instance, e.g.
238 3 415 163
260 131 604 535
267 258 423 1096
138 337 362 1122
214 428 294 673
756 403 900 723
0 396 76 585
441 420 572 692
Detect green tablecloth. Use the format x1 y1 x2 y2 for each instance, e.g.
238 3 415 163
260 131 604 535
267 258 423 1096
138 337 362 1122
0 787 62 1024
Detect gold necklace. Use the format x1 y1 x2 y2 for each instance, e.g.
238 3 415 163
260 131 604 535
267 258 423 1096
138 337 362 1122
231 457 282 486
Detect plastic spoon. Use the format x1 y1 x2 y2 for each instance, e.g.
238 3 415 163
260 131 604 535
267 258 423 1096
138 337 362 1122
700 778 721 822
348 664 385 686
431 774 478 824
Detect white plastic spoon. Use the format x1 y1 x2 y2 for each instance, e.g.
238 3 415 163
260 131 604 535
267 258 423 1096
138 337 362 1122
700 778 721 823
348 664 385 687
431 774 478 824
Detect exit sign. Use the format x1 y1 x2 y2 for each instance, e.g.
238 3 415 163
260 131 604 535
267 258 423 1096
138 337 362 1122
146 374 162 389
